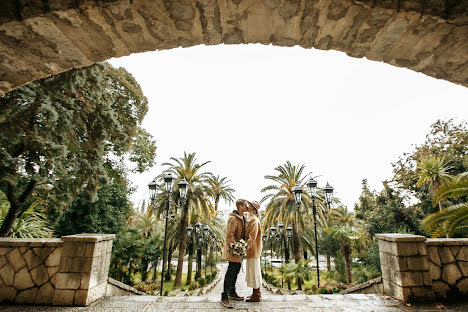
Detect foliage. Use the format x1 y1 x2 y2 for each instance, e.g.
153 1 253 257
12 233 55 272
0 62 156 236
0 195 53 238
206 175 235 213
392 119 467 216
55 183 133 236
422 173 468 237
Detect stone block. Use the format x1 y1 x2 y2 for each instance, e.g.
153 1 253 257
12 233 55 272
66 257 92 273
450 246 461 258
432 280 449 298
456 277 468 294
36 282 54 304
59 256 68 272
33 247 54 261
439 247 456 264
23 249 43 270
84 243 95 257
407 256 428 271
86 281 107 304
378 240 397 255
459 261 468 277
53 289 75 306
46 248 61 267
74 289 88 306
0 262 14 285
31 264 49 286
80 273 90 289
15 287 38 304
50 273 57 287
427 246 441 266
411 286 434 300
399 271 423 287
380 252 407 271
0 256 6 269
0 285 16 303
19 247 28 254
55 272 82 289
442 263 462 285
13 267 34 290
397 243 425 257
63 242 86 257
6 248 26 272
383 278 412 301
47 265 59 278
456 247 468 261
423 272 432 286
429 261 441 280
0 248 11 256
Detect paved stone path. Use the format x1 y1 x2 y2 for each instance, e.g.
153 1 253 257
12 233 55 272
1 262 467 311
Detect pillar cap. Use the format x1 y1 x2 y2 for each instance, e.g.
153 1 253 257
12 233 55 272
375 233 427 242
61 234 115 242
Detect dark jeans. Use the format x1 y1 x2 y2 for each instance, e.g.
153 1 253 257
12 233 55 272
221 261 241 300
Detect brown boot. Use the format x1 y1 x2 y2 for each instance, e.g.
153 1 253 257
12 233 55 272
246 288 261 302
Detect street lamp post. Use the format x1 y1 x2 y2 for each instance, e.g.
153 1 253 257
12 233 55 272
262 234 267 275
211 233 215 275
203 225 209 279
306 177 320 288
148 174 189 296
278 222 284 288
269 226 276 275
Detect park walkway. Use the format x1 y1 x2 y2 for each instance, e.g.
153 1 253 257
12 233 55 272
1 262 467 311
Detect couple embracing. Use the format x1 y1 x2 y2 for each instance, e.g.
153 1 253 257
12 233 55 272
220 199 262 309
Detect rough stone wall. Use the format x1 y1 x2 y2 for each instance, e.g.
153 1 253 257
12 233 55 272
0 0 467 95
0 234 114 306
376 234 433 302
426 238 468 299
0 238 62 305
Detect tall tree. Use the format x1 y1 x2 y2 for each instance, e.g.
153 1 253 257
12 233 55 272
154 152 212 288
0 62 156 236
206 175 235 213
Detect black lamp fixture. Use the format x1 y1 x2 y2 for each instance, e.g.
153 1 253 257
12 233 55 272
178 179 189 201
323 182 334 208
306 177 318 198
148 178 158 203
286 226 293 238
163 172 175 193
291 184 303 208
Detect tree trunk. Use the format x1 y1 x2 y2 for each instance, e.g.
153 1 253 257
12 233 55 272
292 223 303 290
341 243 352 284
165 247 172 281
153 259 159 282
173 206 188 288
141 262 149 282
0 181 36 237
326 254 331 271
186 242 194 285
195 248 202 280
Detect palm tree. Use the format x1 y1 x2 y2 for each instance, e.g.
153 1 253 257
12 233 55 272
416 156 452 211
261 161 310 264
328 206 363 284
422 172 468 237
206 175 235 214
158 152 213 288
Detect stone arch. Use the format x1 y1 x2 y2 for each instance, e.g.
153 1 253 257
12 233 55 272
0 0 467 95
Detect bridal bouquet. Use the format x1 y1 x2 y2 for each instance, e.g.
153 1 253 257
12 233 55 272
228 239 248 260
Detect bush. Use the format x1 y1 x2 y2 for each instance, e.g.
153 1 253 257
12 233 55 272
206 275 212 283
198 277 206 286
188 282 199 291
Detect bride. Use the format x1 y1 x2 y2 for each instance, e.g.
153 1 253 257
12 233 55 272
244 201 262 302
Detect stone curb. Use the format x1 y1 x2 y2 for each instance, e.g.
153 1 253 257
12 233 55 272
198 271 220 296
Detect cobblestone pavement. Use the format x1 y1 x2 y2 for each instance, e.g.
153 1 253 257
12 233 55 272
1 263 467 311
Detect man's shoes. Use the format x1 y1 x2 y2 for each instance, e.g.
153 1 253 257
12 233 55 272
220 299 233 309
228 293 244 301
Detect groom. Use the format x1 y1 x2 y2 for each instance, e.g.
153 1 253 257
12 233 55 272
220 199 248 309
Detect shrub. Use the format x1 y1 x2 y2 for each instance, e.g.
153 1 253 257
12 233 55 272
188 282 199 291
198 278 206 286
206 275 212 283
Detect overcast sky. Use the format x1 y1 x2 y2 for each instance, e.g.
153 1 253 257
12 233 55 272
108 44 468 216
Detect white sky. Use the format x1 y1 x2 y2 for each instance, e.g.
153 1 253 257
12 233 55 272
108 44 468 216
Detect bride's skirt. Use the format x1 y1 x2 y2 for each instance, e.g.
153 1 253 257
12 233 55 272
245 257 262 289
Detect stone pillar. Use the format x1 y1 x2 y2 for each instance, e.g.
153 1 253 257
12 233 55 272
52 234 114 306
376 234 433 302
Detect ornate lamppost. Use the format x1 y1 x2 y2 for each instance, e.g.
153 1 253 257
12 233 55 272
277 222 284 288
210 233 216 275
148 173 189 296
292 180 333 289
262 234 267 275
203 224 210 279
269 226 276 275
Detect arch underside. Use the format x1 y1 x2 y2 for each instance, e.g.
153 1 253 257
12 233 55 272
0 0 467 95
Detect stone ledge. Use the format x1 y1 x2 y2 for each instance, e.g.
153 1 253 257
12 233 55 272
340 277 383 294
0 238 62 247
427 239 468 246
107 278 147 296
375 234 427 242
61 234 116 243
